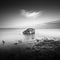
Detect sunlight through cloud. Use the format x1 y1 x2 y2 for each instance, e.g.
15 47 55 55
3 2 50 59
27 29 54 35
21 9 40 18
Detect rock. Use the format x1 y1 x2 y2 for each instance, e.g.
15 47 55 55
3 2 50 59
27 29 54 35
23 28 35 35
14 43 18 45
2 40 5 46
18 40 22 43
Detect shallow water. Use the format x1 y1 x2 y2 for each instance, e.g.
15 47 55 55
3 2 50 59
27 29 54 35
0 28 60 44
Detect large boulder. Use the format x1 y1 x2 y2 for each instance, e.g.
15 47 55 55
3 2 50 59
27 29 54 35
23 28 35 35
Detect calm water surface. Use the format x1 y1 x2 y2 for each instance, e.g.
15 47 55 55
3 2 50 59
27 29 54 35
0 28 60 44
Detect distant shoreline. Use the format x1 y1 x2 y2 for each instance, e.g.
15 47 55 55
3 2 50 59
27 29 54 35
0 28 60 29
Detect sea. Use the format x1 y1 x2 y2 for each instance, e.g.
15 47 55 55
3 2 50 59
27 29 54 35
0 28 60 45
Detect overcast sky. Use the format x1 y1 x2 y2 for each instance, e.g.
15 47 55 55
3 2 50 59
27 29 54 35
0 0 60 28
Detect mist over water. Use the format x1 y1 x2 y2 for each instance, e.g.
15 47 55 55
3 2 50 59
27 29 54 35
36 29 60 38
0 28 60 43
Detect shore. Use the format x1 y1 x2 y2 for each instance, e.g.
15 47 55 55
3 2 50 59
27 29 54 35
0 38 60 60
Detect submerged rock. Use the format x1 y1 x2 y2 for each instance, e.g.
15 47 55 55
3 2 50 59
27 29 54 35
23 28 35 35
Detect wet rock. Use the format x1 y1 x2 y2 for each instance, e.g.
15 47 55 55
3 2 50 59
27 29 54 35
18 40 22 43
2 40 5 46
23 28 35 35
32 40 60 51
14 43 18 45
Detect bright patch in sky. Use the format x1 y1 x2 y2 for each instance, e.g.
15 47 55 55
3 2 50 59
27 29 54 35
21 10 40 18
25 12 39 18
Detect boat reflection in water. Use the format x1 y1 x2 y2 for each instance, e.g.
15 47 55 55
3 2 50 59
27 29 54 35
23 28 35 42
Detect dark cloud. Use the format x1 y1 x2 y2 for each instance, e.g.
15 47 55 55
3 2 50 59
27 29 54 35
0 0 60 12
45 20 60 29
36 20 60 29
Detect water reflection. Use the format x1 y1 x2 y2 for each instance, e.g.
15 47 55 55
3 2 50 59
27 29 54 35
23 34 35 42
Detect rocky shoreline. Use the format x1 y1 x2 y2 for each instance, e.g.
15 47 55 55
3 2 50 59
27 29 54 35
0 39 60 60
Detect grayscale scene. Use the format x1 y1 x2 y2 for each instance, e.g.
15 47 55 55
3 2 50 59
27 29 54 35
0 0 60 60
